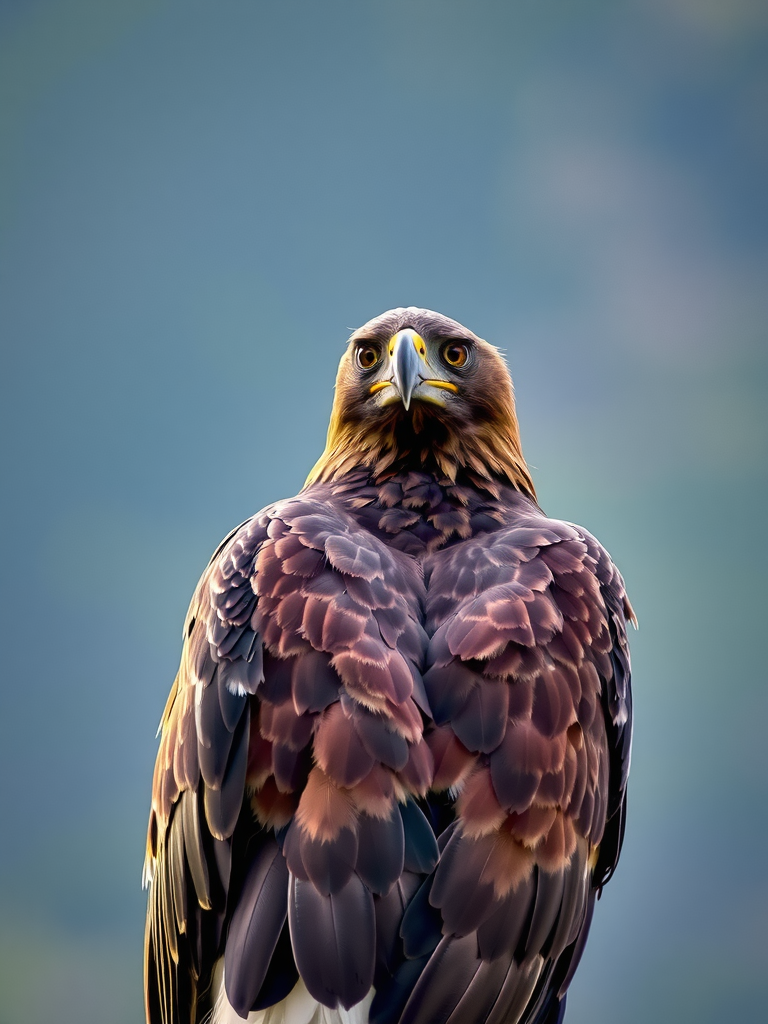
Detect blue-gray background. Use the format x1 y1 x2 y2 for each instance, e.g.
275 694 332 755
1 1 766 1021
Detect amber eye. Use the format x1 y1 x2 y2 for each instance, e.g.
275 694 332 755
441 341 469 368
355 345 380 370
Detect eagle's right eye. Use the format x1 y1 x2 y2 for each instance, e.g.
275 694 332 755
356 345 380 370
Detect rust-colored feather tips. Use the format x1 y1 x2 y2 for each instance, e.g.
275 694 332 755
144 307 633 1024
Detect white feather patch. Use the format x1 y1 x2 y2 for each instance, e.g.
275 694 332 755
209 960 374 1024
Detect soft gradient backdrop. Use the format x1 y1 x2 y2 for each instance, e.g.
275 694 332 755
1 2 766 1021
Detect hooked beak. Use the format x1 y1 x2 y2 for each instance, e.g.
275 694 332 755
390 330 427 410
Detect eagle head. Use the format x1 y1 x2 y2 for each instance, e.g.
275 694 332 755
307 307 535 497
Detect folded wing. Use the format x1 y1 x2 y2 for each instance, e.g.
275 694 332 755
144 497 434 1023
376 516 633 1024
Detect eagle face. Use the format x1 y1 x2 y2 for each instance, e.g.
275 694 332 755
356 326 467 412
338 307 512 425
144 306 634 1024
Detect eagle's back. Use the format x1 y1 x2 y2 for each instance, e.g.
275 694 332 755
145 470 632 1024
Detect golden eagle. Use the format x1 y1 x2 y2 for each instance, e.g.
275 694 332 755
144 307 634 1024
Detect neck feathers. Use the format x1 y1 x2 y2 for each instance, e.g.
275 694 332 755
305 405 536 500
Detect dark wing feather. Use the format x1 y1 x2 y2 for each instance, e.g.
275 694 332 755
223 836 289 1016
399 933 488 1024
288 872 376 1010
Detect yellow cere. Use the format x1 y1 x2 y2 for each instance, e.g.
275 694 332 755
423 380 459 393
369 380 393 393
388 331 428 360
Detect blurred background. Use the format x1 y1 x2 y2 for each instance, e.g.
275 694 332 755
1 1 766 1021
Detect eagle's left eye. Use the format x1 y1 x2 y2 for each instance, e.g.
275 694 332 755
356 345 380 370
441 342 469 368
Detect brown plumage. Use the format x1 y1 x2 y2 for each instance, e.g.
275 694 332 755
144 307 634 1024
